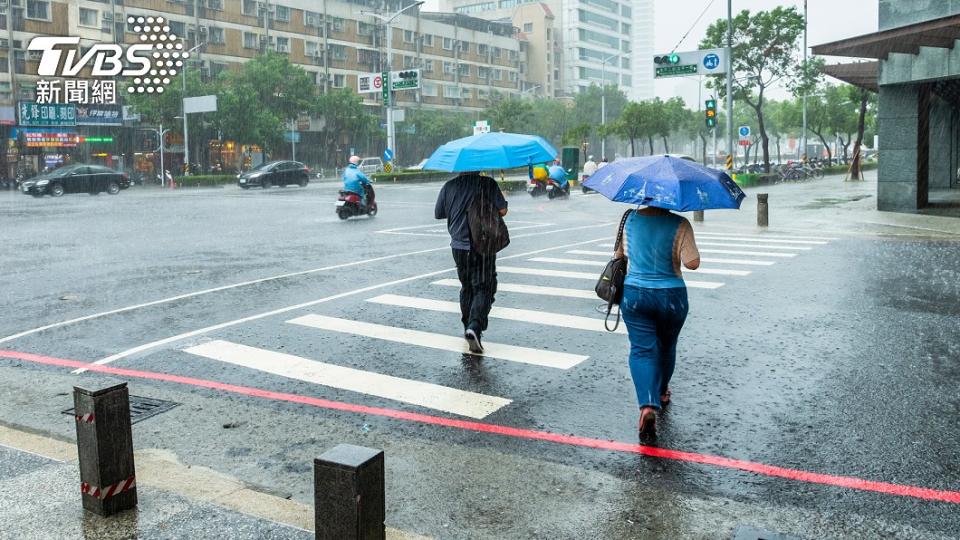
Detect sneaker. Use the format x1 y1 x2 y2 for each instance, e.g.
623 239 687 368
464 328 484 354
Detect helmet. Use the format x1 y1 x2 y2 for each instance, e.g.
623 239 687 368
588 155 594 160
349 155 361 165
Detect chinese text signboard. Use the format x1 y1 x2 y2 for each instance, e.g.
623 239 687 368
18 102 77 126
76 104 122 126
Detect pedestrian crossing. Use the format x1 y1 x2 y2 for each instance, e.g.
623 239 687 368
178 229 835 421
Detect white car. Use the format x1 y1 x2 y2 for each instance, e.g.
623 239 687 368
359 157 384 174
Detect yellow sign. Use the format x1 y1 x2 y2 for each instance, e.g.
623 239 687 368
383 162 393 173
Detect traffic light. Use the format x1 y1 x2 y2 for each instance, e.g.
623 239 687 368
397 70 418 79
705 98 717 129
653 53 681 65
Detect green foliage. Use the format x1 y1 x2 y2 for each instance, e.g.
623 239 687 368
173 174 237 186
371 170 451 182
526 98 571 147
562 123 592 146
315 88 379 166
397 108 471 163
484 94 534 133
124 69 209 127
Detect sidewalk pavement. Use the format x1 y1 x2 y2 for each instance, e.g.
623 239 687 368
0 424 429 540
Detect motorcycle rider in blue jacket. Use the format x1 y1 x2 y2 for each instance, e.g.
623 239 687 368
548 161 569 193
343 155 372 204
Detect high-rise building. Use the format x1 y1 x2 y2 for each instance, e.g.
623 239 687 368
444 0 654 100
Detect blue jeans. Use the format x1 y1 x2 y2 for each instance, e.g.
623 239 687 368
620 285 689 410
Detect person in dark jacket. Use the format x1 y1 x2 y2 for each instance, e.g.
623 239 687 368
435 172 508 354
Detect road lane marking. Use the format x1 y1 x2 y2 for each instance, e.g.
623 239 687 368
366 294 626 334
694 233 829 246
698 249 797 258
696 241 811 251
183 340 510 419
432 279 599 300
378 221 555 236
566 251 775 266
288 314 588 369
497 266 725 289
6 349 959 505
527 258 751 277
73 236 614 372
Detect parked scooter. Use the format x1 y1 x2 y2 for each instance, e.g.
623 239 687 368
336 183 378 219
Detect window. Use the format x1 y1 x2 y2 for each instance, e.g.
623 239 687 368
242 0 257 15
478 88 489 99
461 88 472 99
493 68 502 81
621 23 631 34
328 17 344 33
26 0 49 20
208 27 225 44
210 61 227 78
275 36 289 53
578 28 619 49
14 50 25 73
442 62 454 74
453 1 494 14
169 20 186 37
459 41 469 54
458 63 470 77
621 39 630 52
478 44 488 56
582 0 618 11
305 41 319 57
0 57 7 73
421 83 438 97
523 22 533 32
621 74 631 86
403 56 415 69
274 5 289 22
358 21 376 36
621 57 630 69
403 30 415 43
509 50 518 60
79 7 98 27
358 49 379 66
422 34 433 47
508 71 517 82
621 5 631 17
478 66 490 79
422 59 433 72
329 44 346 60
579 10 618 31
305 11 322 27
442 85 458 98
207 0 223 9
492 47 501 59
332 74 345 88
243 31 258 49
442 37 454 50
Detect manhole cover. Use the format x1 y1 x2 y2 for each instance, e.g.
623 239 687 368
62 395 179 424
732 525 802 540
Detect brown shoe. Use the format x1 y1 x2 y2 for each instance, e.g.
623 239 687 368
638 407 657 435
660 388 672 406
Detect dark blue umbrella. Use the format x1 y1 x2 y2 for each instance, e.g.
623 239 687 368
583 155 745 211
423 132 557 172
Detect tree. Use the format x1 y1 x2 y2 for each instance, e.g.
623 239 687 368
397 108 470 163
806 84 854 164
528 98 572 147
609 101 655 157
572 84 628 158
658 97 686 154
484 94 533 133
314 89 378 167
562 123 592 146
700 6 807 172
847 85 877 180
764 99 801 163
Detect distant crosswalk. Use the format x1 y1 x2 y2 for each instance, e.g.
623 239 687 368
179 229 835 421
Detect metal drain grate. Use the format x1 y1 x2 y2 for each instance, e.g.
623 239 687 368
62 395 180 424
732 525 802 540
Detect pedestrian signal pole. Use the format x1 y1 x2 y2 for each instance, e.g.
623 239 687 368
726 0 734 171
705 98 717 168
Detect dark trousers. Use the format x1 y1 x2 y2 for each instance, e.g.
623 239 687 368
451 248 497 334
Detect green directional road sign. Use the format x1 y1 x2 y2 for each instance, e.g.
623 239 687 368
655 64 698 77
391 69 421 91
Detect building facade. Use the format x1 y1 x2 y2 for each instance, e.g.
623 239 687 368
444 0 653 100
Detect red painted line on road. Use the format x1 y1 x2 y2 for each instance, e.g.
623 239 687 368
3 348 959 505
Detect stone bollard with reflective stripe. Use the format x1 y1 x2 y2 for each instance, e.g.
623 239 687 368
314 444 385 540
757 193 769 227
73 382 137 516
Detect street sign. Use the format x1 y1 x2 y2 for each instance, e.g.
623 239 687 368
383 148 394 162
183 95 218 114
284 132 301 143
652 48 728 79
473 120 490 136
738 139 751 146
738 126 751 138
357 72 383 94
391 69 421 90
383 162 393 173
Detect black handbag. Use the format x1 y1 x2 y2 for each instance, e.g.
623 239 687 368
595 210 632 332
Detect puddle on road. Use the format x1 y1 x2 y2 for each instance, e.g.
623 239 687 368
799 194 872 209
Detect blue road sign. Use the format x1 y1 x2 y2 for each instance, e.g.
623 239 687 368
703 53 720 71
739 126 751 137
383 148 394 162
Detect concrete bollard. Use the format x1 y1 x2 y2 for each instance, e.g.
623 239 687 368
73 382 137 517
314 444 385 540
757 193 769 227
693 210 704 222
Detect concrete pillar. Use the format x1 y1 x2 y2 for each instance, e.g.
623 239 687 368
928 95 953 190
314 444 385 540
73 382 137 517
757 193 768 227
877 84 926 211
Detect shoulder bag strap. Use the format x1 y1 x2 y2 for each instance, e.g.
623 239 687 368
613 209 632 253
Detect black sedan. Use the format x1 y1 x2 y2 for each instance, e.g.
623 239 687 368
20 164 131 197
237 160 310 189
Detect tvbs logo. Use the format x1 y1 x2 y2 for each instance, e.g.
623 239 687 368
28 16 189 94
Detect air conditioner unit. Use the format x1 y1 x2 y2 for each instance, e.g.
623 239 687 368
198 25 208 35
0 39 8 49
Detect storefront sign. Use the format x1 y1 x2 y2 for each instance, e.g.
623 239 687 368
18 102 77 126
24 131 80 148
76 104 122 126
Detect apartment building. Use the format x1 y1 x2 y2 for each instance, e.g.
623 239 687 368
443 0 654 101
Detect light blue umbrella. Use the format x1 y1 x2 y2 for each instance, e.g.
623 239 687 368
423 132 558 172
583 155 745 211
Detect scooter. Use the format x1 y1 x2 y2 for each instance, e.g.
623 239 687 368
337 183 378 219
546 178 570 199
527 178 547 197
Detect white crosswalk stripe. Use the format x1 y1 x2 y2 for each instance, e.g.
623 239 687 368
366 294 626 334
527 257 751 276
566 251 775 266
288 314 588 369
183 340 511 419
497 265 725 289
432 279 598 300
695 233 834 243
698 248 797 258
695 241 811 251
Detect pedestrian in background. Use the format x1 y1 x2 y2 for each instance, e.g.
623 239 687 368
435 172 509 354
614 206 700 435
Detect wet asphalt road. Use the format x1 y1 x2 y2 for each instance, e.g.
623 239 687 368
0 178 958 539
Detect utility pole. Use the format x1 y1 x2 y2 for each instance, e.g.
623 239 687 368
726 0 734 169
801 0 808 163
600 53 618 160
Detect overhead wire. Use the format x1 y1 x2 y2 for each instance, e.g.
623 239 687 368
670 0 719 53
